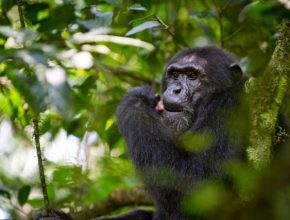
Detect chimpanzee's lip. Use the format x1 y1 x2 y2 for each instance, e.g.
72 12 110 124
163 106 183 113
162 99 185 113
163 106 195 116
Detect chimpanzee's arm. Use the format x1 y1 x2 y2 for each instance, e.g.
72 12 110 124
35 209 153 220
96 209 153 220
34 209 72 220
116 86 179 168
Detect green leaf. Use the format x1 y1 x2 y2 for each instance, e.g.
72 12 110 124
104 0 123 7
191 11 214 19
47 183 56 201
38 4 75 33
78 10 113 29
125 21 161 36
71 33 155 51
1 0 16 12
128 3 147 11
0 94 13 116
24 3 50 25
6 69 48 113
52 166 83 187
238 1 260 22
27 198 44 208
18 185 31 206
0 186 11 199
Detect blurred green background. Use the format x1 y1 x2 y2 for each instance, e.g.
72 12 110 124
0 0 290 219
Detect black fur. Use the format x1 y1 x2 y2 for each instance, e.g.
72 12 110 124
33 46 247 220
34 209 72 220
96 209 153 220
116 46 246 220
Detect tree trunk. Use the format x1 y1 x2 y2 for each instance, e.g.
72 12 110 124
247 20 290 169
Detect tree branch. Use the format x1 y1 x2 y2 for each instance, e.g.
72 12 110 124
154 15 185 50
247 20 290 168
16 0 51 213
16 0 26 28
72 188 153 220
33 116 50 211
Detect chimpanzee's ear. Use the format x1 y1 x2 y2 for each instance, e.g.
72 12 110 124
229 63 243 82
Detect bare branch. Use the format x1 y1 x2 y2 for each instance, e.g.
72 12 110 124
72 188 153 220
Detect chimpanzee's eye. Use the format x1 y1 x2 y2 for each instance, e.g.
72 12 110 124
171 72 179 79
187 72 198 80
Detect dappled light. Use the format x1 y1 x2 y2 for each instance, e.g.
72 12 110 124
0 1 289 220
45 67 66 86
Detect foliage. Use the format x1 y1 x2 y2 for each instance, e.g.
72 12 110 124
0 0 289 219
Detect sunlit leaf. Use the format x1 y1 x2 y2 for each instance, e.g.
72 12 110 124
128 3 147 11
0 27 37 46
191 11 214 19
27 198 44 208
71 33 155 51
24 2 50 25
78 11 113 29
125 21 161 36
0 93 13 116
104 0 123 7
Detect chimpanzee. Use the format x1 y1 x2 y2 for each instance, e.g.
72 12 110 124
35 46 246 220
112 46 247 220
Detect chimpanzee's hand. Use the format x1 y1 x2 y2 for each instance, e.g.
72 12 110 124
155 100 164 113
117 86 163 133
123 86 160 110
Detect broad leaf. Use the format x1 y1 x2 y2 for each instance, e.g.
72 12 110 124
125 21 161 36
128 4 147 11
18 185 31 206
0 186 11 199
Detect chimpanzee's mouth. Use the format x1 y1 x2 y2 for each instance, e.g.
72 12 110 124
162 101 184 113
164 107 183 113
164 105 195 116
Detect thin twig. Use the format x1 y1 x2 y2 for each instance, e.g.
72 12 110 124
213 0 232 48
16 0 50 212
223 21 248 42
16 0 26 28
154 15 184 50
221 0 233 12
212 0 223 47
217 13 224 48
128 13 154 25
33 117 50 211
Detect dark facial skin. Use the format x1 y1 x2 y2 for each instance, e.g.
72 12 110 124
160 50 243 134
161 56 211 133
163 62 208 112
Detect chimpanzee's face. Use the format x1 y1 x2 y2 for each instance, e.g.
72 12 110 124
163 54 209 113
161 48 242 133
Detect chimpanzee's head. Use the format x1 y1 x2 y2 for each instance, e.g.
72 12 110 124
161 46 243 133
